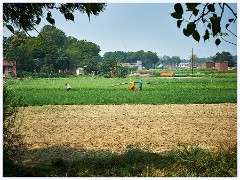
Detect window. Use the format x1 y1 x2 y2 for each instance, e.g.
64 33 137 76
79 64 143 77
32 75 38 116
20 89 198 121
8 66 12 72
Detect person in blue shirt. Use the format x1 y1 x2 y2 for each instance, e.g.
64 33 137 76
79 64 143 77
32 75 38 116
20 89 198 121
138 80 142 91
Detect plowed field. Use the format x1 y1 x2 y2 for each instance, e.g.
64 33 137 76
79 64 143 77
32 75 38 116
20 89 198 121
11 103 237 165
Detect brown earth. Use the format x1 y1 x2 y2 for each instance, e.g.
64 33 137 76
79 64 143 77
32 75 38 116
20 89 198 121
9 103 237 166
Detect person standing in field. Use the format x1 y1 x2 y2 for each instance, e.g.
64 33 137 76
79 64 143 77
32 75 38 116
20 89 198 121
66 83 71 91
130 81 135 91
138 80 142 91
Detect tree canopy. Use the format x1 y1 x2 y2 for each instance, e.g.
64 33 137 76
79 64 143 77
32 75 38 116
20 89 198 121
3 26 101 76
3 3 107 34
102 50 159 69
212 51 235 67
171 3 237 46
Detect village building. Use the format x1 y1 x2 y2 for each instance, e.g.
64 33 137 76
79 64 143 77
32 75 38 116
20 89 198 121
201 61 229 70
76 67 85 75
3 59 17 76
215 61 228 70
178 62 190 69
122 60 143 70
201 62 215 69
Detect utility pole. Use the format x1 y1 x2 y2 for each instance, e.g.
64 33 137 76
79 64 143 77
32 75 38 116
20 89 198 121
191 48 193 77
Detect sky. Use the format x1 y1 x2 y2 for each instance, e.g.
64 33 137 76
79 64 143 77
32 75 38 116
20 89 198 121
2 2 238 60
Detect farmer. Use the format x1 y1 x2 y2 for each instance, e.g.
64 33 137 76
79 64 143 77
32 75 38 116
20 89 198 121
138 80 142 91
129 81 135 91
66 83 71 91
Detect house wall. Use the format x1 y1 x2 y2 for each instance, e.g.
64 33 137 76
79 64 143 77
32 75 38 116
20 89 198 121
215 62 228 70
3 59 17 75
201 62 215 68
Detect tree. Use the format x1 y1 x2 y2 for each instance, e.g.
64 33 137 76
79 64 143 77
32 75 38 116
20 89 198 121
212 51 235 67
22 35 62 73
3 31 28 59
103 51 127 63
3 25 102 75
67 39 101 73
99 57 118 77
103 50 159 69
143 51 160 69
3 3 107 34
170 56 181 66
40 25 67 48
158 55 182 68
171 3 237 46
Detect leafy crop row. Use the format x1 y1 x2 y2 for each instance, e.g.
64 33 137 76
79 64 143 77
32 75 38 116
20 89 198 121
5 76 237 107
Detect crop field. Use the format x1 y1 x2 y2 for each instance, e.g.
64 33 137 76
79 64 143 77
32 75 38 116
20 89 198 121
5 75 237 106
4 75 237 177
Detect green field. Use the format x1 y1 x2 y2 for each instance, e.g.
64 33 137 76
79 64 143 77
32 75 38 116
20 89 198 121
3 75 237 177
5 75 237 106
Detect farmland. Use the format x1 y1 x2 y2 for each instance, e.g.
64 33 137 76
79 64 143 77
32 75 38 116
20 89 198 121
5 75 237 106
4 75 237 177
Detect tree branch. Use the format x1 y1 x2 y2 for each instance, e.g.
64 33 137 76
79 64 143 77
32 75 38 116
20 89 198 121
25 31 32 37
224 3 237 19
226 27 237 37
33 27 43 38
220 36 237 46
219 3 225 22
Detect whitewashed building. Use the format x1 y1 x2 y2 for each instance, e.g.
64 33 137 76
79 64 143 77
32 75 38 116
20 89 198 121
76 68 85 75
178 62 190 68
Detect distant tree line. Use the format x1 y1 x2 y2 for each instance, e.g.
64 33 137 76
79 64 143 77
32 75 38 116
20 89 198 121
3 25 102 76
3 25 236 77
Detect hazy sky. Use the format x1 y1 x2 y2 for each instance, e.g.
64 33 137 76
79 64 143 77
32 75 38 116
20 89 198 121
2 2 238 60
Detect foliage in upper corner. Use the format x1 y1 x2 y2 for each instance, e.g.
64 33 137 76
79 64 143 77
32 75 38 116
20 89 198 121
3 3 107 34
171 3 237 46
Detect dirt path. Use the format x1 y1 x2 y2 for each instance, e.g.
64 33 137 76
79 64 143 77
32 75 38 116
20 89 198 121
10 103 237 165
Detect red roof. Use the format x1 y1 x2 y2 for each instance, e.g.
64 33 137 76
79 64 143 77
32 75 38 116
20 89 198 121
3 59 16 66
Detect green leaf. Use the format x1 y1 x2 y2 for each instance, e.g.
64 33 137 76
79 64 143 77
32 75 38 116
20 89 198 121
85 3 91 21
177 20 183 28
212 13 217 18
174 3 183 15
183 28 190 37
46 12 55 25
171 12 182 19
193 9 199 16
192 30 200 42
186 3 200 11
64 13 74 21
186 22 196 35
36 17 41 25
210 17 221 37
207 4 215 12
47 12 51 18
6 25 14 33
215 38 221 46
203 29 209 42
46 17 55 25
207 23 211 29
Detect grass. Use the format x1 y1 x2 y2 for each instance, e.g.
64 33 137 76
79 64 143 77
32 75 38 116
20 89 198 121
5 75 237 106
4 145 237 177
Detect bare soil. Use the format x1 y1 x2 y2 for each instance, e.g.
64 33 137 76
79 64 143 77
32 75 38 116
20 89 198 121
10 103 237 166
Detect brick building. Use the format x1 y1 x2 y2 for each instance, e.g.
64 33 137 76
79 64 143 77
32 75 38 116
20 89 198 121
201 62 215 69
3 59 17 76
215 61 228 70
201 61 229 70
